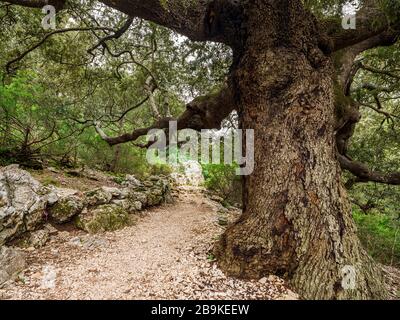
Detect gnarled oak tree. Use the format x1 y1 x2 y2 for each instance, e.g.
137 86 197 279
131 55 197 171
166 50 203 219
3 0 400 299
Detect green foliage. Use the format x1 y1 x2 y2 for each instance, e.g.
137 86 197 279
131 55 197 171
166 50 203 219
354 208 400 266
345 37 400 267
202 163 242 205
0 70 70 159
0 2 230 175
303 0 356 17
380 0 400 25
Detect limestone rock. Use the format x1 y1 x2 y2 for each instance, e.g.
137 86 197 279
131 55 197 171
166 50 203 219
146 188 164 206
0 165 173 241
47 188 84 224
128 192 148 207
0 165 48 245
102 187 128 199
122 175 143 188
143 181 154 188
43 223 58 235
46 190 59 206
210 194 224 203
29 229 49 248
85 187 113 206
112 199 142 213
68 235 109 250
75 204 132 234
0 246 26 286
130 200 143 211
144 176 172 207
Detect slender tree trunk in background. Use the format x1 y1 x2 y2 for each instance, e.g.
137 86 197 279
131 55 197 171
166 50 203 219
110 144 122 172
2 112 11 150
215 0 387 299
20 127 31 157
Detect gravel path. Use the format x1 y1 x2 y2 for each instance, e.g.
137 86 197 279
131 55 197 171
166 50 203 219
0 187 297 300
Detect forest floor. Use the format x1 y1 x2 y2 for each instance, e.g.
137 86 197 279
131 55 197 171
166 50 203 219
0 186 297 300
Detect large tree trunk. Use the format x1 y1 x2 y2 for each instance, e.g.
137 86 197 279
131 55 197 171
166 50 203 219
215 0 387 300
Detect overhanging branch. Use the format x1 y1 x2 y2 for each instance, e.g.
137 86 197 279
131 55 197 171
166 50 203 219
88 16 134 55
322 2 400 52
339 155 400 186
94 83 236 146
98 0 243 46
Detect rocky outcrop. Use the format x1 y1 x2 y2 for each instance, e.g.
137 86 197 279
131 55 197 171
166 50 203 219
0 246 26 286
0 165 173 244
47 188 85 224
144 176 172 206
0 165 49 246
122 175 143 188
84 188 113 207
29 229 50 248
74 175 171 233
75 204 132 234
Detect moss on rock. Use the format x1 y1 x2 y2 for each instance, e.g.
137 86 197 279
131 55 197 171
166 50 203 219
84 188 113 206
48 195 84 224
75 204 134 234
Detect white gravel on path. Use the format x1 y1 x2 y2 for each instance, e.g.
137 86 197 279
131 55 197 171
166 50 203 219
0 187 298 300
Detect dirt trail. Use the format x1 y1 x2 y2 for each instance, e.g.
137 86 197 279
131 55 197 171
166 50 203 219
0 187 297 300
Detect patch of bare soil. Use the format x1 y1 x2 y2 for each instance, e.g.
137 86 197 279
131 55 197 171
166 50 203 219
0 187 297 300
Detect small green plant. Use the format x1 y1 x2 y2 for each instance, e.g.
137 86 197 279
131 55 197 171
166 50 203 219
110 173 126 185
207 252 216 262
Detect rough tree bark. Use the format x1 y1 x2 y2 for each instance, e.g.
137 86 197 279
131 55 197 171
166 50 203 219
214 0 387 299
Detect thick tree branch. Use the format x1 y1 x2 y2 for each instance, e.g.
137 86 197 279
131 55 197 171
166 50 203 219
360 63 400 80
333 29 399 156
336 31 399 95
94 83 236 146
323 2 400 52
2 0 242 44
339 155 400 185
98 0 243 46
